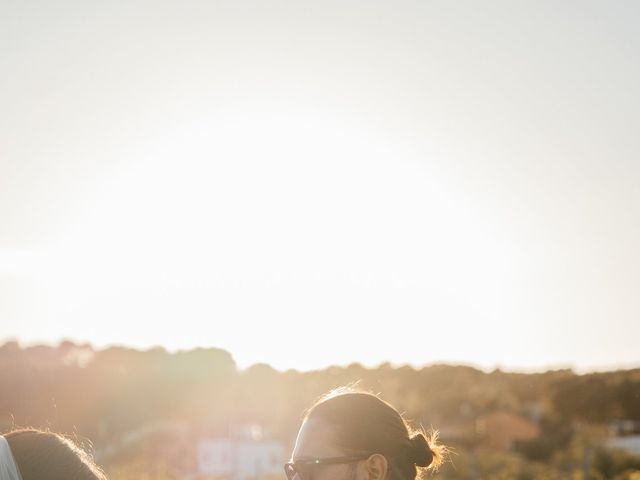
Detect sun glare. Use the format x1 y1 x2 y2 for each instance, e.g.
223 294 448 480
7 107 522 370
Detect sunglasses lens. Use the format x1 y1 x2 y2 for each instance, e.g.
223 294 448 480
286 463 311 480
284 464 297 480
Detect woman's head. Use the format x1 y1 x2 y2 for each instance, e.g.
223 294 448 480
3 429 106 480
287 388 444 480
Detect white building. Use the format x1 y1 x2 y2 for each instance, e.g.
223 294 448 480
604 435 640 457
197 439 284 480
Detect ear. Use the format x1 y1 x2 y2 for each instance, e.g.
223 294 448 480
362 454 389 480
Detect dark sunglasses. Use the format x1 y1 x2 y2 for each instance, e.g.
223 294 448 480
284 455 371 480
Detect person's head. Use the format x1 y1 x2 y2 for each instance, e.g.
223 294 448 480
2 429 107 480
286 388 445 480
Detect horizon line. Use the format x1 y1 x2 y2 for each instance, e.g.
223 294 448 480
2 336 639 376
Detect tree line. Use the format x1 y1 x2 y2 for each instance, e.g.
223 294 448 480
1 340 639 479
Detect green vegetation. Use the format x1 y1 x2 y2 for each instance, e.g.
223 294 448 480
1 341 639 479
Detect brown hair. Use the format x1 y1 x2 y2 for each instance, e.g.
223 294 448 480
4 429 106 480
305 388 446 480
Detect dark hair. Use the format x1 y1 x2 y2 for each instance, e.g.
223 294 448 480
4 429 106 480
304 388 445 480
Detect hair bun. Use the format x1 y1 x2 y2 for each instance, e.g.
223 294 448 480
409 433 433 467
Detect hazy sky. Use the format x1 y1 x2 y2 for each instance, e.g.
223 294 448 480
1 0 639 372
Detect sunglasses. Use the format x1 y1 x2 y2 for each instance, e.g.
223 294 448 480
284 455 371 480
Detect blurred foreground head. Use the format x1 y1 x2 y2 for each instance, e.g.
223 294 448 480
2 429 106 480
287 388 445 480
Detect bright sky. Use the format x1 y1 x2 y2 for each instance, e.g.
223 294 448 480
1 0 639 373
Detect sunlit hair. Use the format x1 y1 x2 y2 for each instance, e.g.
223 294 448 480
4 429 106 480
304 387 446 480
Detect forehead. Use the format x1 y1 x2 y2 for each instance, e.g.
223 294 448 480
291 418 343 460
